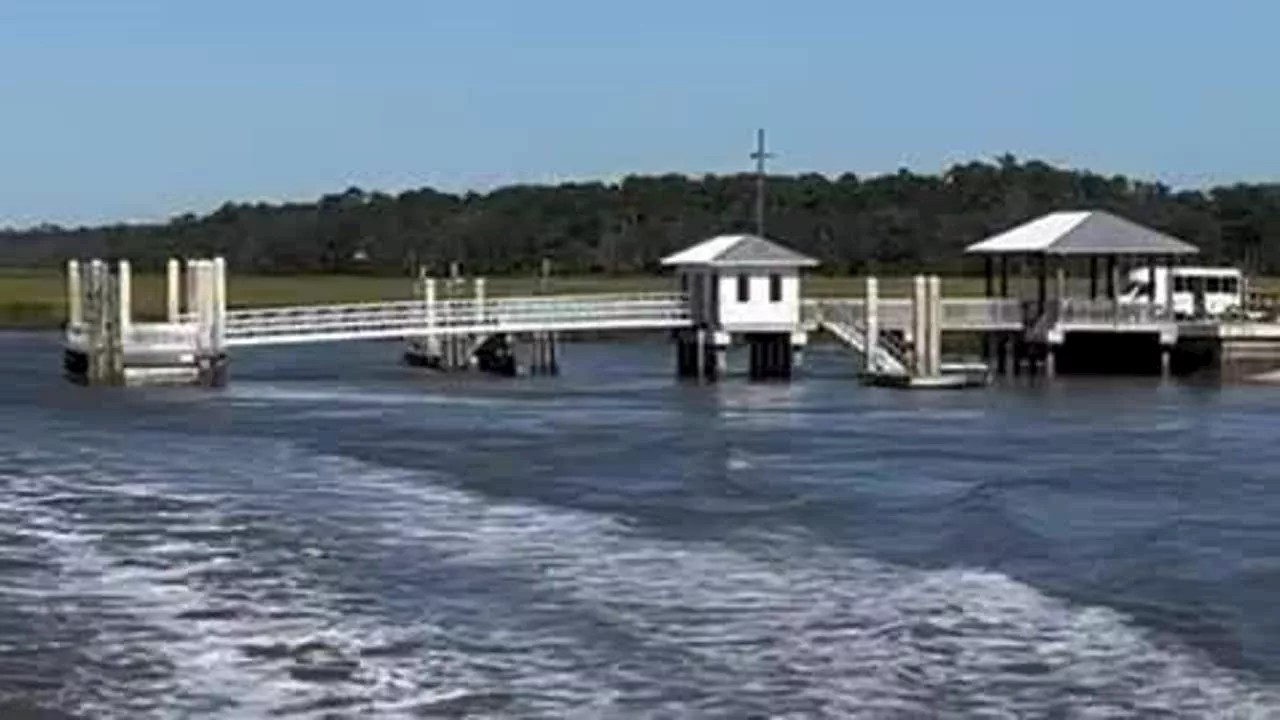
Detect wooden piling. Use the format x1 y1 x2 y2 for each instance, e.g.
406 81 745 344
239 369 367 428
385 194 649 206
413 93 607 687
927 274 942 377
67 259 82 328
912 275 927 377
864 276 879 373
167 258 181 322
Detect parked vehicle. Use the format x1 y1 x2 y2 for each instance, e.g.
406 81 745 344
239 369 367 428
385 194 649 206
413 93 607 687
1118 266 1244 318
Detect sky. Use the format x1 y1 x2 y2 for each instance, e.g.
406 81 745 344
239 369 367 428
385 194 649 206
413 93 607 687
0 0 1276 227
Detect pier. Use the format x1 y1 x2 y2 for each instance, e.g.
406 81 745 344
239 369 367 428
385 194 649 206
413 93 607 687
59 214 1280 388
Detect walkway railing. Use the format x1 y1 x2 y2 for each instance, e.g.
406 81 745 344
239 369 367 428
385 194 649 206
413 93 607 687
1055 298 1172 326
808 301 911 374
803 297 1022 331
220 292 692 347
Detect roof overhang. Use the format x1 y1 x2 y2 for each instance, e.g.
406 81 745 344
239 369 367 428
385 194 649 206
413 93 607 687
965 210 1199 257
660 233 819 268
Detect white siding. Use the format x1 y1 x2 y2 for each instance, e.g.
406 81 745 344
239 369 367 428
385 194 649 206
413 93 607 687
715 269 800 331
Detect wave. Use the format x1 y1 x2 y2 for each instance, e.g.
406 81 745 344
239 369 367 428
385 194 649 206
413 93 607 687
0 432 1277 718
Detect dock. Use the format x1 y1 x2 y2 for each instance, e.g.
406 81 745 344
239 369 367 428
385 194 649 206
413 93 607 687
59 214 1280 388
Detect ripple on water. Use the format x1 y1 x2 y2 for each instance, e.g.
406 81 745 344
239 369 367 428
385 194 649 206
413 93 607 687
0 431 1278 718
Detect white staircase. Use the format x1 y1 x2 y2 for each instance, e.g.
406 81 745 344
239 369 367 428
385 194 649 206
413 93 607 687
810 302 910 375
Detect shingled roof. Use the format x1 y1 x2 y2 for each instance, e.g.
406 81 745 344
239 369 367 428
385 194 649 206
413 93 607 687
965 210 1199 256
660 234 819 268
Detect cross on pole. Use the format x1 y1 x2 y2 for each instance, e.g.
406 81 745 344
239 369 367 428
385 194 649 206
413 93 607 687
749 128 773 237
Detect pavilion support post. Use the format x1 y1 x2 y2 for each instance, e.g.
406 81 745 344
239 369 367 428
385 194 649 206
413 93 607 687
1036 254 1047 318
999 256 1009 298
1089 257 1098 300
1147 257 1157 306
1108 256 1119 305
982 258 995 366
1164 255 1175 319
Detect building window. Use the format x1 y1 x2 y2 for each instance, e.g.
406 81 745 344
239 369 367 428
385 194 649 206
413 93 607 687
737 274 750 302
769 274 782 302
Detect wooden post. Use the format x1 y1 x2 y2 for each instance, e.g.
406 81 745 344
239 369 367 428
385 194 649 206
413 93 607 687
999 256 1009 298
117 260 132 334
424 274 439 359
88 259 106 383
1163 255 1175 319
199 260 213 357
695 328 707 381
1147 258 1157 306
1108 257 1119 303
927 275 942 377
212 257 226 356
109 260 130 383
186 258 200 327
1036 254 1047 318
864 276 879 373
66 259 82 328
1089 257 1098 300
912 275 927 377
167 258 181 322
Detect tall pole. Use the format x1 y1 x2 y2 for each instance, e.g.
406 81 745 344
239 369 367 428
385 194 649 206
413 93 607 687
750 128 773 237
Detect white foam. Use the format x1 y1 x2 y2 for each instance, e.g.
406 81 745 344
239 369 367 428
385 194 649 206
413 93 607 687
2 434 1279 718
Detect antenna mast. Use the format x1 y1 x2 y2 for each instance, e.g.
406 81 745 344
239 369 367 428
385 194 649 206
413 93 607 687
749 128 773 237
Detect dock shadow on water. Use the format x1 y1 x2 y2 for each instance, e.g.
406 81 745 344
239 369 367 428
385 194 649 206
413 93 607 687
1 333 1280 717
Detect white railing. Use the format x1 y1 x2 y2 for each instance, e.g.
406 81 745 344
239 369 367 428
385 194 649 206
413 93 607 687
1054 299 1173 327
221 292 693 346
64 322 201 354
123 323 201 351
809 301 911 374
803 297 1021 330
941 298 1023 329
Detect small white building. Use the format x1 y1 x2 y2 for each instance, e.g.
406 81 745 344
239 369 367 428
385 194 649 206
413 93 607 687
660 233 818 378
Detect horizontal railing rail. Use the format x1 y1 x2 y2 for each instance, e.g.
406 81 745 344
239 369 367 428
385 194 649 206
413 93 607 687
803 297 1021 330
1054 298 1173 326
220 293 693 346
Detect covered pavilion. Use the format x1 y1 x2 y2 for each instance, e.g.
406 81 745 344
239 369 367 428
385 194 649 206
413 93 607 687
964 210 1200 321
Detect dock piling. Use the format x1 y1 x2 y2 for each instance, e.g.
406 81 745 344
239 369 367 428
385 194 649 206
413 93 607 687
912 275 927 376
864 276 879 373
927 274 942 377
66 259 82 328
167 258 181 322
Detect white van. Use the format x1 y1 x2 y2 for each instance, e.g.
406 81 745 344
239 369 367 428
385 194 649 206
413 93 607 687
1118 266 1244 318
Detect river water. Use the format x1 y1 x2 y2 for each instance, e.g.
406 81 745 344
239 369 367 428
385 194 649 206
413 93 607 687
1 331 1279 719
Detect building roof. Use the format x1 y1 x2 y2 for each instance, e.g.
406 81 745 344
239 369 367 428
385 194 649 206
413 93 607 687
660 233 819 268
964 210 1200 256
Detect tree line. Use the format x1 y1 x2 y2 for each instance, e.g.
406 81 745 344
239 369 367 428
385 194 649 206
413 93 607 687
3 155 1279 276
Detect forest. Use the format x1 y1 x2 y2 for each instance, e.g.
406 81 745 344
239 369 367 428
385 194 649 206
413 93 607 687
2 155 1279 277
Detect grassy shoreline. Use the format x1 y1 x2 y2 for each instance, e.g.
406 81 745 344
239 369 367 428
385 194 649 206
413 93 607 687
7 268 1278 330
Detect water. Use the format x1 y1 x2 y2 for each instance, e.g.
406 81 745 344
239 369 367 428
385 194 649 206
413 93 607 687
1 331 1279 718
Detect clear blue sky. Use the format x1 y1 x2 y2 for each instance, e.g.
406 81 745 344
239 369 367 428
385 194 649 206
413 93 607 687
0 0 1275 227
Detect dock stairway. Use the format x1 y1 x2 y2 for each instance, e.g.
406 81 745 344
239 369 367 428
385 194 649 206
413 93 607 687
810 301 910 375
